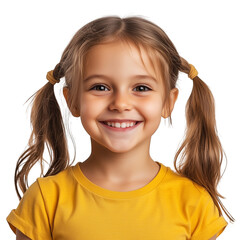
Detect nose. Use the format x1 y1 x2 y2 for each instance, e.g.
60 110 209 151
108 91 132 112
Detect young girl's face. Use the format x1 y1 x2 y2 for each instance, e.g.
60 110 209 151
76 40 178 153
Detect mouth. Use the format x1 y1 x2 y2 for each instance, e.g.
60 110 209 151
99 121 142 131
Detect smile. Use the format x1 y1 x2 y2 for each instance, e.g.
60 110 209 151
99 121 142 131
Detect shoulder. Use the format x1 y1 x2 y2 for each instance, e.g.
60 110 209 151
161 165 228 238
160 164 216 216
162 164 208 198
36 164 77 196
29 164 79 222
37 164 75 184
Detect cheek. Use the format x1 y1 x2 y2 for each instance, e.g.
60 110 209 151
80 100 99 135
139 97 163 120
142 99 163 134
80 95 105 123
80 94 163 124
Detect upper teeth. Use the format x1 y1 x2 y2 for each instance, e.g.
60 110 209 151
106 122 137 128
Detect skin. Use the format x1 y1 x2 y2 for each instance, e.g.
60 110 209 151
16 229 31 240
210 235 217 240
63 39 179 187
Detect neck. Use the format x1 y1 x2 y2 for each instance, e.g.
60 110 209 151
81 137 158 183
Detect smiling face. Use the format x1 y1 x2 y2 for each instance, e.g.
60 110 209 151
64 40 178 153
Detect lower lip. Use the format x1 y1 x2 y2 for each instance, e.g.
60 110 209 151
99 121 142 132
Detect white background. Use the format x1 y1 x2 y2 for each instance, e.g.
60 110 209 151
0 0 239 238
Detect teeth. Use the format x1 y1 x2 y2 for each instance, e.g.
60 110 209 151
106 121 137 128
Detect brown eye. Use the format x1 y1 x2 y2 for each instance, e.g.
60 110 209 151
133 85 152 92
90 85 109 91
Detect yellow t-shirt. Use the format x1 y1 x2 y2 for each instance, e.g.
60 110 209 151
7 161 227 240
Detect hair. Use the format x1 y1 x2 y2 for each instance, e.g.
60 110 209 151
14 15 234 222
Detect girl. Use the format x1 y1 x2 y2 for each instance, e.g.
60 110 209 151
7 15 234 240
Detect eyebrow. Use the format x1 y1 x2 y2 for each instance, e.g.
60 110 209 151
83 74 157 83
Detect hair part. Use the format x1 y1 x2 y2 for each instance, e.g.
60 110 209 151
14 15 234 222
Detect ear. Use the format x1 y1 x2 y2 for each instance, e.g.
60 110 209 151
63 87 80 117
161 88 179 118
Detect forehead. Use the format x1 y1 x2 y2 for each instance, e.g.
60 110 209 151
83 40 156 78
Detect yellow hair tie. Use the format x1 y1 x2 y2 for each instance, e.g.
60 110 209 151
188 64 198 80
46 70 60 85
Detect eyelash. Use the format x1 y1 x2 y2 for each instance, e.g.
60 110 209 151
90 84 152 92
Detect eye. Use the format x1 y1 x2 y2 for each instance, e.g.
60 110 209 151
89 84 152 92
90 84 109 91
133 85 152 92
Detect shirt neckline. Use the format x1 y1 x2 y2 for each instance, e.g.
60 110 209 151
71 161 168 199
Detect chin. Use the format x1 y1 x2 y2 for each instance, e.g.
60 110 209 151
104 144 133 153
102 142 136 154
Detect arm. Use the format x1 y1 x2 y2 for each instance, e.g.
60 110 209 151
209 234 217 240
16 229 31 240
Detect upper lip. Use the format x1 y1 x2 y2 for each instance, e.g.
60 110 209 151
100 119 142 123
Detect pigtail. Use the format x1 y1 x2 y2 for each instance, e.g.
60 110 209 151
174 58 235 222
14 63 70 200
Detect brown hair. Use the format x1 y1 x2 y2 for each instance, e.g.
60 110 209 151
14 15 234 222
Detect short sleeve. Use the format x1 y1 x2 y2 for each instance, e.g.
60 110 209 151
6 179 52 240
191 190 228 240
